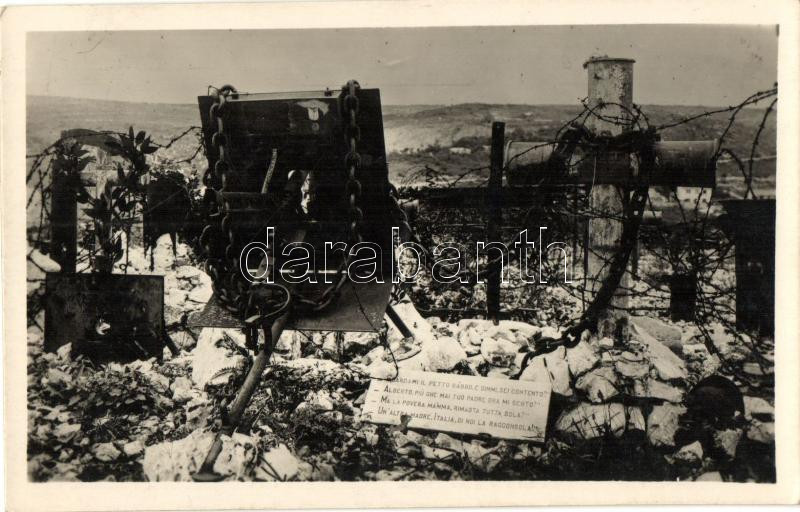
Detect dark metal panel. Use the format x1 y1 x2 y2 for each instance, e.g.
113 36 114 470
43 273 165 353
188 280 394 333
720 199 776 336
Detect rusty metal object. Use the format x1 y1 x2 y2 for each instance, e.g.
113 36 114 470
197 82 394 331
44 273 167 361
652 140 717 188
504 139 717 188
189 280 393 332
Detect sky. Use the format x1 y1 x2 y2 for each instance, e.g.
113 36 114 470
27 25 777 106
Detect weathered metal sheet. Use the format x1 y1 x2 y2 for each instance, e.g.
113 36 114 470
44 273 165 357
188 280 394 332
504 139 717 188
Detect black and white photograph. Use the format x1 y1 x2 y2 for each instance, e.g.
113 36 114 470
5 0 800 507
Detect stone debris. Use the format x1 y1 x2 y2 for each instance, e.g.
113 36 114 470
629 316 682 354
212 433 259 480
695 471 723 482
633 323 688 381
574 366 618 403
670 441 704 466
190 328 248 389
565 341 600 377
713 428 743 459
93 442 122 462
743 396 774 420
463 441 501 473
646 404 687 447
555 403 633 439
519 346 572 396
480 337 520 367
747 420 775 444
26 239 775 483
122 440 145 457
254 445 302 481
633 378 684 403
141 430 213 481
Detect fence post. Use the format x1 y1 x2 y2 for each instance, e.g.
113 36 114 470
584 57 636 334
486 121 505 322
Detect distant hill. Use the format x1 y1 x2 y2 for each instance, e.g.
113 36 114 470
27 95 776 187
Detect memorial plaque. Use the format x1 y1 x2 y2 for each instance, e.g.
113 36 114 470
361 371 551 442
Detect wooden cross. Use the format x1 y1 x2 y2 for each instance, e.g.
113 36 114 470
501 57 718 332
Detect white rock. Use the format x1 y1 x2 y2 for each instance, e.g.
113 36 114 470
367 360 397 380
647 404 687 447
565 341 600 377
519 346 572 396
713 428 743 459
614 360 650 379
191 328 248 388
275 330 303 360
707 322 750 363
744 396 774 420
301 390 335 412
463 441 501 472
597 337 615 349
93 442 121 462
255 444 301 481
185 394 213 430
402 336 466 372
634 379 684 403
672 441 703 465
633 324 687 381
56 343 72 361
480 337 519 367
147 373 170 394
27 249 61 285
46 368 72 387
422 445 452 460
213 433 259 480
434 433 463 452
696 471 723 482
142 430 214 481
53 423 82 443
575 366 618 403
175 265 202 280
627 407 646 431
187 285 212 304
170 376 195 403
123 439 145 457
630 316 682 354
555 403 632 439
343 331 379 356
747 420 775 444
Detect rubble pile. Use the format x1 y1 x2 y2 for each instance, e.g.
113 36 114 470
26 236 775 482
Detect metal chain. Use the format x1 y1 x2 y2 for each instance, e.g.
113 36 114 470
294 80 365 313
199 81 366 320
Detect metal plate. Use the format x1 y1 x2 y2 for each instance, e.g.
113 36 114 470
44 273 165 353
188 280 394 332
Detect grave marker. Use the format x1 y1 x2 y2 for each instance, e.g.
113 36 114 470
361 371 551 442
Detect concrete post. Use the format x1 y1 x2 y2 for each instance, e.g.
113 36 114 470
584 57 635 332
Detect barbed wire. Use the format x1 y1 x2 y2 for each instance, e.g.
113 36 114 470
25 86 777 387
